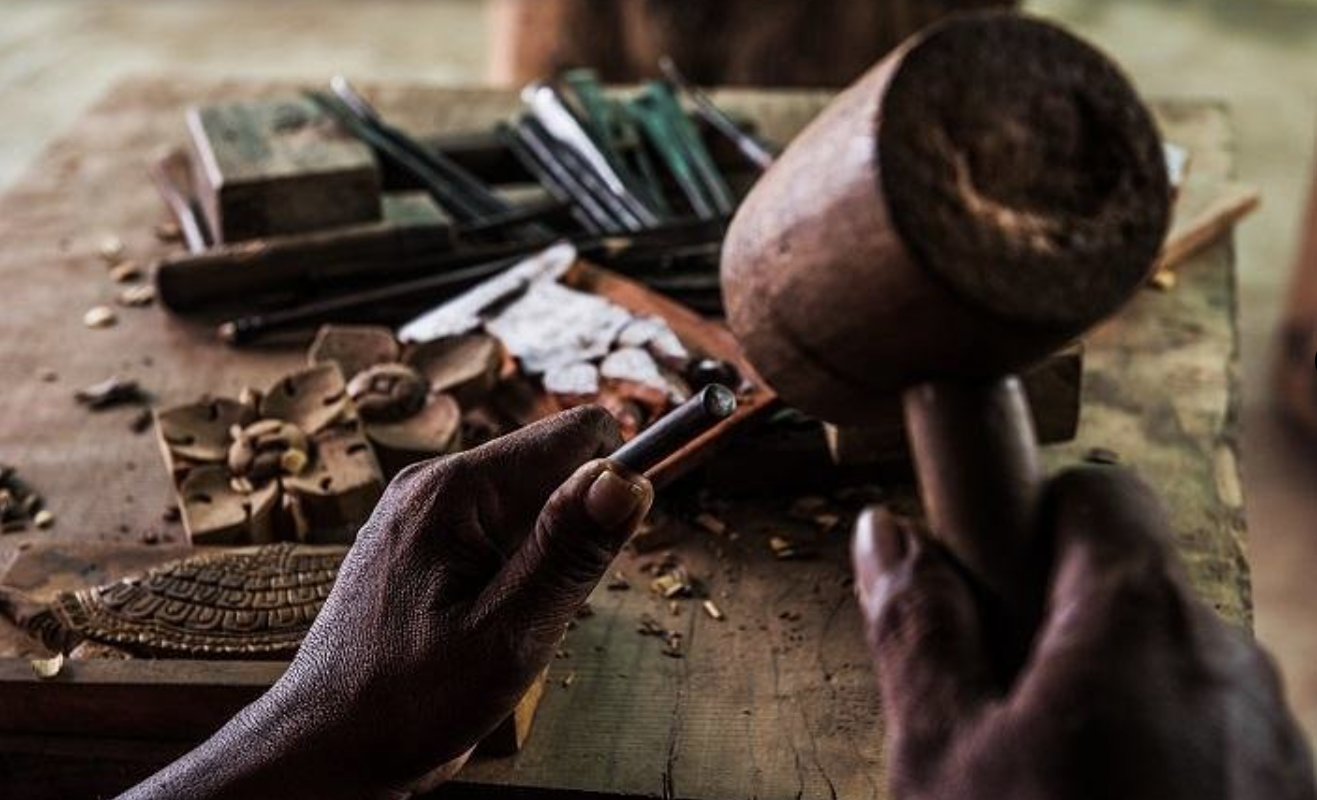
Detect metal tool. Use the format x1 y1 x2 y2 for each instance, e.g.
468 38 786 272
611 384 737 474
659 56 778 171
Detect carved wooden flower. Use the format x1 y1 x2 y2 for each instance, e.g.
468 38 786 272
308 325 504 473
153 364 384 546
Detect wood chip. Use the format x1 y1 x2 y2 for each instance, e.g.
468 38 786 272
98 236 124 263
74 376 145 409
32 509 54 529
1149 268 1177 292
650 565 692 598
1085 447 1121 465
83 306 118 329
702 600 725 621
154 221 181 242
117 284 156 307
109 261 143 283
30 652 64 680
813 512 842 533
693 512 727 536
560 671 576 688
769 535 814 561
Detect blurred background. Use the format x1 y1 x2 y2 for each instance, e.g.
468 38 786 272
1 0 1314 739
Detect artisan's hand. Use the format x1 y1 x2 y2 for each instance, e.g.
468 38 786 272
122 407 651 800
853 467 1315 800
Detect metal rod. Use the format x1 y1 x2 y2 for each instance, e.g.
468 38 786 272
659 56 778 171
611 384 737 474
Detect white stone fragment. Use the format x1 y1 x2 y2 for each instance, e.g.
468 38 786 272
543 362 600 396
488 282 632 375
399 242 577 343
617 316 690 368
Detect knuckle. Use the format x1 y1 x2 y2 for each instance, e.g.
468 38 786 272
562 404 621 447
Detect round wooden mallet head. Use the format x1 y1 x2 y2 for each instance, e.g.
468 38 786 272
722 12 1172 426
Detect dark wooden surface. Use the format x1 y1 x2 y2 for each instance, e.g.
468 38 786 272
0 79 1249 799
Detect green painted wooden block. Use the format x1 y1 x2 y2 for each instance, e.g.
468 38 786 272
186 96 382 243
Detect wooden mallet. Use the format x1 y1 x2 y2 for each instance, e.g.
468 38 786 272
721 12 1172 676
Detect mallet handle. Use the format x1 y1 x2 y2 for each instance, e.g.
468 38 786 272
903 376 1047 677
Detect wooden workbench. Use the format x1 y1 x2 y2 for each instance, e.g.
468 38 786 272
0 79 1249 799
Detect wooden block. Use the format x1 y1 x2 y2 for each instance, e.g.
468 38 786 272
187 96 382 243
825 345 1084 466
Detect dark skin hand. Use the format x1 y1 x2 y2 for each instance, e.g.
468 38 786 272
853 466 1316 800
121 406 652 800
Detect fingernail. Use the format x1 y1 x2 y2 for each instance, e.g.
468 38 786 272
585 468 649 528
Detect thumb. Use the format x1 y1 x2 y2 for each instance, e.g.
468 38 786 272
852 508 993 775
476 459 653 646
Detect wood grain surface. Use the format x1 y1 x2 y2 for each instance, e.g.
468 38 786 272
0 79 1250 800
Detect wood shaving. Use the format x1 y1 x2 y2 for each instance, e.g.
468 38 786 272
154 221 182 242
702 600 725 621
813 512 842 533
109 261 143 283
1085 447 1121 465
99 236 125 264
117 284 156 307
1149 268 1177 292
30 652 64 680
74 376 145 410
83 306 118 329
650 565 692 599
693 512 727 536
769 535 814 561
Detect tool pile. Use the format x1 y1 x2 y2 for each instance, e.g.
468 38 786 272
152 63 773 343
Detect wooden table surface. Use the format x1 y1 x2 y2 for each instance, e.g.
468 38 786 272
0 79 1249 799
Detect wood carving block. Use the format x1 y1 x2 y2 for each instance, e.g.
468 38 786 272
0 544 547 755
825 345 1084 466
187 96 382 243
153 364 385 545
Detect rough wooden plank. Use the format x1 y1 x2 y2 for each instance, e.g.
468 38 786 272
0 79 1250 800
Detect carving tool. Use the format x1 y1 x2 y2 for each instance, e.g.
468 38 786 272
659 56 778 171
611 384 738 474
